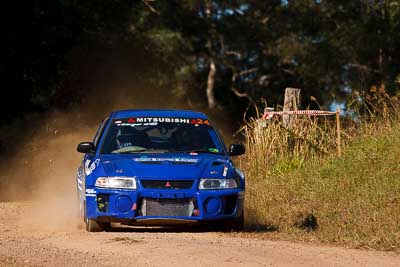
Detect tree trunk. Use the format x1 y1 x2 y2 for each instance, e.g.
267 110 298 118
206 55 216 109
205 2 216 109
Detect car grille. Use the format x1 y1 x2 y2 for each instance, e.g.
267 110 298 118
141 180 194 189
140 198 194 217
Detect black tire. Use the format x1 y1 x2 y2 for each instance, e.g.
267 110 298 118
230 212 244 232
85 219 112 232
216 212 244 232
85 219 104 232
99 222 112 231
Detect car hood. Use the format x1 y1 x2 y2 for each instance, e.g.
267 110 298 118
99 153 230 179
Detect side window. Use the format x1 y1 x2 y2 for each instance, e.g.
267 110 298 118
208 120 227 152
93 117 109 148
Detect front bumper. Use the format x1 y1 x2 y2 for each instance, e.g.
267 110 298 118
84 187 245 223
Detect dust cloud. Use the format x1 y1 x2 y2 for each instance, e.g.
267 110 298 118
0 111 94 231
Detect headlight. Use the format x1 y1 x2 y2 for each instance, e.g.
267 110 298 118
199 178 238 190
95 177 137 189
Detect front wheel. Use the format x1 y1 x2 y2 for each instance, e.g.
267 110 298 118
230 212 244 231
85 219 101 232
216 212 244 232
85 219 111 232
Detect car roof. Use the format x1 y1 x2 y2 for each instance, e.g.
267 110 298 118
110 109 209 120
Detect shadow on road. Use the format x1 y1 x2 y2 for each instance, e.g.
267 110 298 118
105 222 278 234
242 223 279 233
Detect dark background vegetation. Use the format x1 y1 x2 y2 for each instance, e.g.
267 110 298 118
1 0 400 133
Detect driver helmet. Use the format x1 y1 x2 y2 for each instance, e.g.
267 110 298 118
116 126 138 148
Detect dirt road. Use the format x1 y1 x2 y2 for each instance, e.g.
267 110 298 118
0 202 399 267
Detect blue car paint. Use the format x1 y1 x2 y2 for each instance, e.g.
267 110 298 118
77 109 245 224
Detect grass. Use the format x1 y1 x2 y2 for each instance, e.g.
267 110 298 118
241 89 400 251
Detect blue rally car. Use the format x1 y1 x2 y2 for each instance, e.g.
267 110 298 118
76 109 245 232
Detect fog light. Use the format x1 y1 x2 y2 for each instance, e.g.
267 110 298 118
192 209 200 216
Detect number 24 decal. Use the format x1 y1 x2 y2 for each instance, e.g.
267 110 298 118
191 119 210 125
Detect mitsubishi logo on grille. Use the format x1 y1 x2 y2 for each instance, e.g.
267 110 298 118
164 181 172 188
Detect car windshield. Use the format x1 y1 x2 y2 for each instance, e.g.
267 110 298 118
101 117 224 154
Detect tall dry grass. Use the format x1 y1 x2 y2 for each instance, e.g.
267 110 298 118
241 86 400 250
242 115 338 173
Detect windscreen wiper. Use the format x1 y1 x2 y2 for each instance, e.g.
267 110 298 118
172 149 221 154
113 148 148 154
118 150 147 154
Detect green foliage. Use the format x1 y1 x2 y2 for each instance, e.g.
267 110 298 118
270 157 304 176
145 29 187 60
2 0 400 125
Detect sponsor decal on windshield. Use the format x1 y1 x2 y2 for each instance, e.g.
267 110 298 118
190 118 210 125
115 117 210 126
133 157 199 163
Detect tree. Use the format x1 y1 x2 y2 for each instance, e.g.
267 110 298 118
1 0 400 126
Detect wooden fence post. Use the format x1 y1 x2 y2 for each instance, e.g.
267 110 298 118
283 88 301 152
283 88 301 128
336 108 342 157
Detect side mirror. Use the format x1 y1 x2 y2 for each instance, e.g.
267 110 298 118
229 144 245 156
77 142 95 154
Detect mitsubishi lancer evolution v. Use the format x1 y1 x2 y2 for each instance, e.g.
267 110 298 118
76 109 245 232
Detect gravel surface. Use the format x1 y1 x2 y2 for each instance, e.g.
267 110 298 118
0 202 399 267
